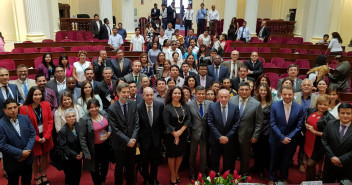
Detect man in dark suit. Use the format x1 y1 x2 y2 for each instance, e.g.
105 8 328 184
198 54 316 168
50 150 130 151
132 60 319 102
100 18 111 40
329 55 351 91
208 89 240 173
229 82 263 176
0 68 24 118
167 2 176 29
91 14 103 39
97 67 117 110
276 64 302 93
244 52 263 81
208 55 229 82
268 85 305 185
231 65 255 92
184 29 197 48
46 65 66 104
111 49 132 78
196 63 214 89
179 62 196 79
188 86 212 179
137 87 164 185
92 50 116 81
257 21 270 42
151 3 160 20
58 76 81 104
109 83 139 185
84 67 100 94
124 61 147 89
322 103 352 183
0 98 36 185
129 81 143 104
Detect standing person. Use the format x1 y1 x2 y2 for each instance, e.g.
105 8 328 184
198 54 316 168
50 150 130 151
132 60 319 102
78 99 110 185
58 109 83 185
183 4 194 36
46 65 67 106
328 55 350 91
0 32 4 52
111 49 132 79
161 4 168 30
109 83 139 185
180 5 185 27
163 87 191 185
148 42 161 65
197 29 211 48
165 40 183 65
165 65 185 87
123 60 148 89
117 23 127 40
77 81 103 115
326 32 343 55
72 50 93 84
165 23 175 41
150 3 160 21
188 86 211 179
227 24 237 41
222 50 243 79
257 21 270 42
230 17 239 38
268 85 305 185
108 27 124 51
36 53 56 81
196 3 207 37
154 78 167 103
184 29 197 48
276 64 303 93
137 87 164 185
9 64 36 99
207 55 229 82
19 87 53 185
208 89 240 173
130 28 145 52
229 82 263 177
97 67 117 110
167 2 176 29
0 98 36 185
100 18 111 40
58 76 81 104
322 103 352 182
237 21 251 43
58 54 73 77
208 5 220 35
145 22 156 45
91 14 103 39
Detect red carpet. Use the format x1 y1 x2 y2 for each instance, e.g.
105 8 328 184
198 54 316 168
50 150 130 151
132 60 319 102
0 150 306 185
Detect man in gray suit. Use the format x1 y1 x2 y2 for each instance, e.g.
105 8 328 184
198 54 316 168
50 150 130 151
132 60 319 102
276 64 302 93
229 82 263 176
221 50 243 79
188 86 212 180
329 55 351 91
124 60 147 89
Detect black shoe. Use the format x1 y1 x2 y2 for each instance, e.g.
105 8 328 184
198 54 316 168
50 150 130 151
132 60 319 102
151 179 160 185
144 180 150 185
176 178 181 183
259 171 264 180
170 180 177 185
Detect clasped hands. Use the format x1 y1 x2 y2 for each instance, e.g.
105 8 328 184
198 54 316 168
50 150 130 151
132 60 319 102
219 136 229 144
331 156 343 167
172 130 183 145
127 138 137 148
281 137 291 144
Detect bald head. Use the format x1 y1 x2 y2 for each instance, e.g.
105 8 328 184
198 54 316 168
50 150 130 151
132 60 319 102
231 50 239 61
301 78 313 95
218 89 230 106
143 87 154 105
261 21 266 27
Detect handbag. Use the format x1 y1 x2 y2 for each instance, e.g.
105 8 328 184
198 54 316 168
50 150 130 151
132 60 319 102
50 139 67 171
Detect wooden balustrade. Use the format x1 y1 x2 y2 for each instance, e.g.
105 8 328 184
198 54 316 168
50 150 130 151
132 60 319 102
60 18 94 31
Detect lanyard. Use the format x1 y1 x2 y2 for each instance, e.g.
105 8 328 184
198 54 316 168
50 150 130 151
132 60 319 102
94 115 104 127
33 105 42 122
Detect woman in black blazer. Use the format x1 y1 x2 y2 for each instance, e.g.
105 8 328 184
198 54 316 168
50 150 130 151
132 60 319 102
78 98 111 185
58 108 83 185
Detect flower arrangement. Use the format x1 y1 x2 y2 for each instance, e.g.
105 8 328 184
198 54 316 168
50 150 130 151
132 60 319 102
190 170 253 185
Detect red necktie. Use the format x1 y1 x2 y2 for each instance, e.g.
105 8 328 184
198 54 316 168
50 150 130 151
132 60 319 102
184 73 188 79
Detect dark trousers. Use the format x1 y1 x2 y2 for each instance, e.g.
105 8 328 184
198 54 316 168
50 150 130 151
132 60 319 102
7 163 32 185
209 20 218 35
91 142 110 185
162 18 168 30
197 19 206 37
140 144 160 182
239 141 252 176
210 140 235 173
184 20 192 36
189 137 207 177
253 134 270 172
63 159 82 185
269 142 296 181
114 147 136 185
323 158 352 183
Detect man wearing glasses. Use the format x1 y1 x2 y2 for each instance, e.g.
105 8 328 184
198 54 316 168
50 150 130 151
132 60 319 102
9 64 36 99
165 40 183 64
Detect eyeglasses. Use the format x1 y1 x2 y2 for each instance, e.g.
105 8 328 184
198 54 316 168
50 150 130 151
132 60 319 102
172 44 177 46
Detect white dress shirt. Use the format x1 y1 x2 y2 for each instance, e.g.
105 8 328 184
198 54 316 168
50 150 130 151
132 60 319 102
161 8 167 18
166 48 183 65
208 10 220 21
0 84 14 99
96 20 101 31
184 9 194 21
131 35 145 51
56 79 66 92
237 26 251 42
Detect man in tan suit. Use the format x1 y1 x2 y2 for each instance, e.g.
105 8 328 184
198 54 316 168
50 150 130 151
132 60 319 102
9 64 36 99
221 50 243 79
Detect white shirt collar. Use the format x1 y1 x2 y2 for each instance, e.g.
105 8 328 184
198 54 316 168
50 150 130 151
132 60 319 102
340 122 351 128
145 102 153 109
283 101 292 107
239 96 250 102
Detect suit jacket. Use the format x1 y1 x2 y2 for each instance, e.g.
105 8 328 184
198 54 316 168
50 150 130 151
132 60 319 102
9 78 36 99
92 58 116 81
221 60 243 79
257 26 270 42
207 102 240 145
108 100 139 151
58 123 82 160
129 94 143 105
207 65 229 82
91 20 103 37
0 115 36 172
329 61 351 90
124 73 147 89
269 100 305 144
231 76 255 92
0 84 24 118
179 71 196 79
111 58 132 78
137 100 164 149
46 79 60 104
91 80 101 94
294 92 318 109
100 24 111 40
167 6 176 22
97 80 117 110
44 88 58 115
187 100 212 141
196 75 214 89
184 35 197 48
322 120 352 171
19 101 53 156
229 96 263 144
276 78 303 93
151 8 160 19
244 60 263 80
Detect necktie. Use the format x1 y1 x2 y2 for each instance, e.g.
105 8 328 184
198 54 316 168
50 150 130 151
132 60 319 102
120 61 123 72
285 104 290 123
239 100 244 117
123 104 128 120
201 77 205 87
134 76 138 84
3 86 10 98
242 79 245 82
241 27 244 39
221 106 227 126
215 67 219 81
199 103 203 118
259 27 264 37
184 73 188 79
340 125 347 140
22 81 28 97
148 106 153 126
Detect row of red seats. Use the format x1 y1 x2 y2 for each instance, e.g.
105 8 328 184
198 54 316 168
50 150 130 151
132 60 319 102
10 45 106 53
55 30 94 42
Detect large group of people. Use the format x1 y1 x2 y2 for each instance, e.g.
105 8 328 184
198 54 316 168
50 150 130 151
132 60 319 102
0 2 351 185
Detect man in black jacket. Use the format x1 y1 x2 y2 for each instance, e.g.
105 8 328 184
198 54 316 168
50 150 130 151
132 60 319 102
100 18 111 40
92 50 116 81
167 2 176 29
257 21 270 42
151 3 160 20
97 67 117 110
244 52 263 81
91 14 103 39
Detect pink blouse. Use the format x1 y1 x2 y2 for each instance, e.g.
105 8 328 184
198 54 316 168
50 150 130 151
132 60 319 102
65 64 74 77
92 116 108 144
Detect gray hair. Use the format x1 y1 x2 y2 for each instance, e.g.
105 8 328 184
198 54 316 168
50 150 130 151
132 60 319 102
103 67 113 72
116 83 129 93
64 108 76 117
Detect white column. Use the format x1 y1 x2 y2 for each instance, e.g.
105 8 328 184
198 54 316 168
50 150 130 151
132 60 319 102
312 0 333 38
223 0 237 34
121 0 135 33
244 0 259 34
24 0 44 39
100 0 113 26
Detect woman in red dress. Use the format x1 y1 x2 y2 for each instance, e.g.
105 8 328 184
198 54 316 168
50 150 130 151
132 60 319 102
304 94 335 180
20 86 53 185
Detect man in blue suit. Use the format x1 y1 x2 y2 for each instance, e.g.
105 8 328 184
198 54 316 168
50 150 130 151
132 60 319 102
0 98 36 185
0 68 24 118
208 89 240 173
207 55 229 82
268 85 305 185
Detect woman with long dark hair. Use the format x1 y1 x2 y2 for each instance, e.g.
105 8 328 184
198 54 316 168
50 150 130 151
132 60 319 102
19 87 53 185
185 54 198 75
326 32 343 55
36 53 56 81
59 54 73 77
77 80 103 115
184 76 198 96
327 87 340 119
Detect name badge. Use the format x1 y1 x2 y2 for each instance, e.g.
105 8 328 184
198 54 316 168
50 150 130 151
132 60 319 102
301 181 323 185
100 130 108 141
38 125 43 134
106 94 111 102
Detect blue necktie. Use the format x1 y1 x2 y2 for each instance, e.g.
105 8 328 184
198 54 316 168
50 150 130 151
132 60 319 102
340 125 346 140
222 106 227 126
241 28 244 39
239 100 244 117
199 103 203 118
22 81 28 98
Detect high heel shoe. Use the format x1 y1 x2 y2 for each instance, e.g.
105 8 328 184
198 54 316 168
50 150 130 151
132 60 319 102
41 175 50 185
176 178 181 183
34 176 42 185
170 180 177 185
